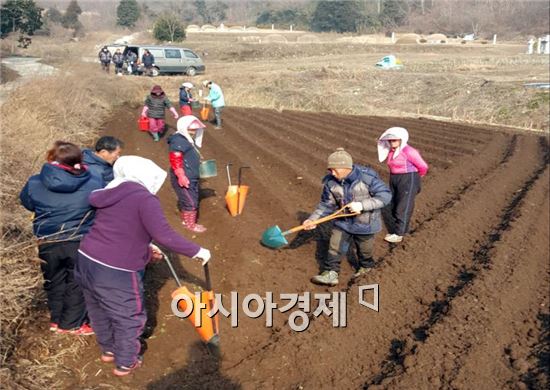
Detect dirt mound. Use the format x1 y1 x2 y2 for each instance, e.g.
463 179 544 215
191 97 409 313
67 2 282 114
261 34 288 43
57 107 548 389
396 33 422 44
426 33 448 43
186 25 200 32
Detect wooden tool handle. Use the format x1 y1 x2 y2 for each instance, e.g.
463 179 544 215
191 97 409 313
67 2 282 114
283 203 359 235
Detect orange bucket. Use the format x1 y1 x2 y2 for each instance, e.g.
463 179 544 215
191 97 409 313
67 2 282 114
138 116 149 131
225 185 249 216
200 106 210 121
171 286 219 345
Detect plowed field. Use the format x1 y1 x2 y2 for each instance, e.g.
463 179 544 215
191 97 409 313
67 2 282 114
63 107 549 389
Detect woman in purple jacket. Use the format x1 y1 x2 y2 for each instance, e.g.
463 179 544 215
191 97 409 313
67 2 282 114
76 156 211 377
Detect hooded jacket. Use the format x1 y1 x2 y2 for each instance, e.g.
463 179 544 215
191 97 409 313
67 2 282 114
20 163 102 240
377 127 428 177
308 165 392 235
79 156 201 271
82 148 113 187
206 83 225 108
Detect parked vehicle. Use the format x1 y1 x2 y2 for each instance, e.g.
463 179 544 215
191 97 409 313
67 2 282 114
122 45 206 77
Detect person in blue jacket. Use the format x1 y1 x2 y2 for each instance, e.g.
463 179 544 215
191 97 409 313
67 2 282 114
19 141 102 335
303 148 392 286
82 136 124 187
202 80 225 129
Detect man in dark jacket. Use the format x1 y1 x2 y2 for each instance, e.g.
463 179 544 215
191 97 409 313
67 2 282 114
82 136 124 187
141 49 155 77
112 49 124 75
303 148 392 286
98 46 112 73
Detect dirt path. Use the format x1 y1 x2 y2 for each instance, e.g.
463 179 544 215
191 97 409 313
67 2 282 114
57 107 548 389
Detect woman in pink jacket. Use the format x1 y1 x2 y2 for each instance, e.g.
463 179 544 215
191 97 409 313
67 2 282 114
378 127 428 243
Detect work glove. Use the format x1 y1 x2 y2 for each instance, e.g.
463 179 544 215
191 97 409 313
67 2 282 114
193 247 211 265
174 168 189 188
302 219 316 230
348 202 363 213
141 106 148 117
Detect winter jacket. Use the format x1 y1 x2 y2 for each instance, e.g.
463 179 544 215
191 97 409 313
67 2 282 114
179 88 193 107
79 181 201 272
206 83 225 108
98 49 112 63
167 133 200 179
19 163 102 240
125 51 137 64
82 148 113 187
112 52 124 65
387 145 428 177
308 165 392 235
144 95 173 119
142 53 155 67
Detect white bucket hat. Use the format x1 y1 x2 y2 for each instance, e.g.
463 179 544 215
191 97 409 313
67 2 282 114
181 82 193 89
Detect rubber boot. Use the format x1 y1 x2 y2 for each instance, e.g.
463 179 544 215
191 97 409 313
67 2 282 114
179 211 187 226
182 210 206 233
152 132 160 142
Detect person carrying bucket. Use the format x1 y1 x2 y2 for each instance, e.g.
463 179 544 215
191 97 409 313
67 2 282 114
141 85 179 142
377 127 428 243
76 156 211 377
168 115 208 233
303 148 391 286
179 82 194 116
202 80 225 129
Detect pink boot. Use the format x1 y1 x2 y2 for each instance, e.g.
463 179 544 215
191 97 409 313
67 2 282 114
182 210 206 233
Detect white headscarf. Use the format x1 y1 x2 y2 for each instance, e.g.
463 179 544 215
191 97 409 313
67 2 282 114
105 155 167 195
176 115 206 148
377 127 409 162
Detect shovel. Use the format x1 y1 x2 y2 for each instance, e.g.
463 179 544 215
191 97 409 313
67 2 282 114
261 203 359 249
225 164 250 216
162 250 220 347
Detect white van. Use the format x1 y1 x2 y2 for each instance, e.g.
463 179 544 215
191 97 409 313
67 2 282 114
122 45 205 76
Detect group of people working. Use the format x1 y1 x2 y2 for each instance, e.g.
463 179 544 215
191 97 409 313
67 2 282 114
141 80 225 142
20 91 427 376
20 135 211 376
97 46 154 76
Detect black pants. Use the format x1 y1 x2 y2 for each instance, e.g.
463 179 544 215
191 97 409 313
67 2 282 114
38 241 87 329
389 172 421 236
325 229 374 273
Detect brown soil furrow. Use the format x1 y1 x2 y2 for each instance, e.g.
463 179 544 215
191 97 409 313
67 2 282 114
304 111 493 144
221 109 329 189
385 155 549 389
252 108 461 167
274 108 484 155
222 135 541 388
363 136 549 389
270 107 476 156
